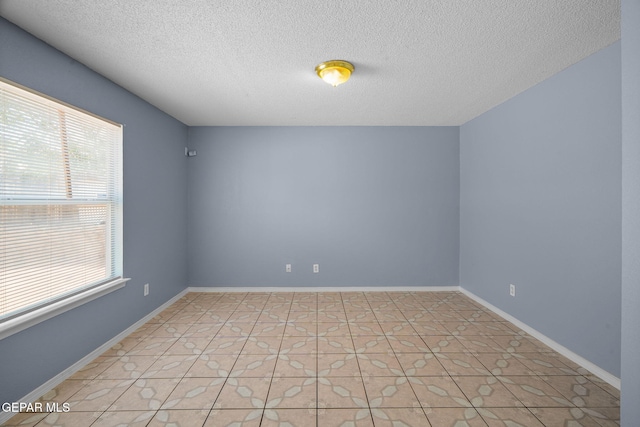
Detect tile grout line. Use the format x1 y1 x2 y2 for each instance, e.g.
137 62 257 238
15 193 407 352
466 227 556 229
347 293 378 426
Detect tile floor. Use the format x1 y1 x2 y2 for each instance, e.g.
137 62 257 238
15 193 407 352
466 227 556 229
3 291 620 426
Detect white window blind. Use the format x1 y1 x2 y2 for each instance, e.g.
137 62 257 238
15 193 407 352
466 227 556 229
0 78 123 322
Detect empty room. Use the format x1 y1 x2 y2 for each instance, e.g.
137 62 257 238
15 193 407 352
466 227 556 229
1 1 639 426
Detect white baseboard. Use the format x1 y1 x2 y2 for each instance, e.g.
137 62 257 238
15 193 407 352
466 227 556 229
186 285 461 293
459 288 621 390
0 289 189 425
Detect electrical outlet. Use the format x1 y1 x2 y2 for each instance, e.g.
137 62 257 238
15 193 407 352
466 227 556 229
285 264 292 273
144 283 149 296
313 264 319 273
509 284 516 297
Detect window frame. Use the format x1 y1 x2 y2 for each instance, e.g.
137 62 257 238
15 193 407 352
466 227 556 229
0 77 128 340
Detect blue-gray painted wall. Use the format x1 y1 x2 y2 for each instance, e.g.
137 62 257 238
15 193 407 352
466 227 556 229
0 18 189 404
621 0 640 423
459 42 622 377
187 126 460 287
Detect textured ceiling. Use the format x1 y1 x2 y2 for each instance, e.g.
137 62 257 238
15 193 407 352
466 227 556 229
0 1 620 126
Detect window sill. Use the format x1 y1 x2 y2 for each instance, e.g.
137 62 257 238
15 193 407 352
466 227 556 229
0 277 130 341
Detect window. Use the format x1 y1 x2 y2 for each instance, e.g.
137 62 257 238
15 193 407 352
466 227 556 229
0 78 125 335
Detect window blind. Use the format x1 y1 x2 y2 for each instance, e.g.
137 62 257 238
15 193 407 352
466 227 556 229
0 78 123 321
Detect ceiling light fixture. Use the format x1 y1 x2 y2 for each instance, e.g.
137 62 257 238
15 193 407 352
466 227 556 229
315 60 354 87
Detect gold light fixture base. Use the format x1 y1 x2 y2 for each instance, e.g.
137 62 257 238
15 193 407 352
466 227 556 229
315 60 354 87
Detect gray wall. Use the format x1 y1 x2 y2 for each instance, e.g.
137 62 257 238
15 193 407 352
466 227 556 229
621 0 640 422
187 126 459 287
460 42 622 376
0 18 189 403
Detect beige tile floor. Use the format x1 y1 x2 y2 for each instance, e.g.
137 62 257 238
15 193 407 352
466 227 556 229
3 291 620 426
